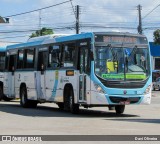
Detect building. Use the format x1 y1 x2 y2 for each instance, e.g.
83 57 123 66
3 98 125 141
149 42 160 70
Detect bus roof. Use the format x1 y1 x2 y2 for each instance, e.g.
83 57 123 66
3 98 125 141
0 47 6 52
6 32 146 50
6 32 94 50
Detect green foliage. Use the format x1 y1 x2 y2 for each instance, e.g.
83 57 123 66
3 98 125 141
153 29 160 44
30 27 54 38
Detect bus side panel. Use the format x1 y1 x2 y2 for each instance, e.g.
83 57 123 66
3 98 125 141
15 71 37 100
3 72 10 96
61 70 79 103
90 80 109 105
45 70 80 104
45 70 56 101
45 70 66 102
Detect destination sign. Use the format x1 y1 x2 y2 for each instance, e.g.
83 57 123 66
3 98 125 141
103 36 137 43
95 35 148 44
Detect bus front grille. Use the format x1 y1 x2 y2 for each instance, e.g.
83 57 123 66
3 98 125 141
109 96 141 104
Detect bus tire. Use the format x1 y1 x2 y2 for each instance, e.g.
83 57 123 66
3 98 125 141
69 90 79 114
115 105 125 114
20 87 37 108
64 86 79 114
0 86 3 101
20 87 29 108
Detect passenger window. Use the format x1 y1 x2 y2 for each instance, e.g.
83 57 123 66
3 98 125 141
17 50 24 69
63 43 76 67
25 49 35 69
48 45 61 68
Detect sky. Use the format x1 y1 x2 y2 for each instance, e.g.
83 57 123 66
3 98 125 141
0 0 160 46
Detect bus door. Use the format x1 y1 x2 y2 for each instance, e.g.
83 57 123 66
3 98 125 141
36 50 48 101
8 54 16 97
78 42 89 103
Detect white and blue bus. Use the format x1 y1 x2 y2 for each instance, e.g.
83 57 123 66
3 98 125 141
3 32 152 114
0 46 6 101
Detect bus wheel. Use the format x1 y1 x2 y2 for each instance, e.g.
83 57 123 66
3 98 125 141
69 90 79 114
20 87 29 108
115 105 125 114
20 87 37 108
0 86 3 101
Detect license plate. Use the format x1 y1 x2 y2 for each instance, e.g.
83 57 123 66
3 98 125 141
119 101 130 105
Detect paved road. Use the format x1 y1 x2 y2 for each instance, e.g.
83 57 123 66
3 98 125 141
0 91 160 143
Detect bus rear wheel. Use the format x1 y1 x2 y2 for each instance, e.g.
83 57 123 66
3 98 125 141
115 105 125 114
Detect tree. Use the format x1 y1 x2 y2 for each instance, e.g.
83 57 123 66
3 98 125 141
30 27 54 38
153 29 160 44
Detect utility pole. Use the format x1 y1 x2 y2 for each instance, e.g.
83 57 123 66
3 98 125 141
137 5 142 34
39 10 42 36
76 5 80 34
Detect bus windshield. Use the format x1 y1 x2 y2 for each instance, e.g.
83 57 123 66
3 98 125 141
94 44 150 81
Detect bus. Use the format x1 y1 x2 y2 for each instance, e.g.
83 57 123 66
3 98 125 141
0 47 6 101
3 32 152 114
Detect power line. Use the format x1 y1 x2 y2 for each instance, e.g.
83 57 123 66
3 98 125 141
3 0 72 18
0 35 30 39
0 40 22 43
142 3 160 19
69 0 76 19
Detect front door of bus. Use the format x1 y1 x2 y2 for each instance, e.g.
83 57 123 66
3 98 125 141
8 54 16 97
79 45 89 102
37 51 48 101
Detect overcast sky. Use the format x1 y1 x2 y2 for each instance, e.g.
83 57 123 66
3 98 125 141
0 0 160 45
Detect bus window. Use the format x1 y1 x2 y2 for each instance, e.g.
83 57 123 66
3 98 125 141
17 50 24 69
38 50 48 71
62 43 76 68
8 55 16 72
48 45 61 68
25 49 35 69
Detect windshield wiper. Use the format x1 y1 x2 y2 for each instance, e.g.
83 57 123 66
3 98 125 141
127 45 137 62
108 44 117 62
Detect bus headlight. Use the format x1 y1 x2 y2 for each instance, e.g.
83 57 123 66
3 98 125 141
144 85 151 95
94 83 105 94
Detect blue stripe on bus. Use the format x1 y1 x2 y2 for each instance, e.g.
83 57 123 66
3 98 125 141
0 47 6 52
52 79 58 99
52 71 59 99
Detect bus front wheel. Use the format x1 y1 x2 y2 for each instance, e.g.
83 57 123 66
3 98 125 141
115 105 125 114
